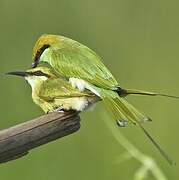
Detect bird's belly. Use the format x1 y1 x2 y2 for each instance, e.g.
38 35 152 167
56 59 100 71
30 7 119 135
54 96 99 111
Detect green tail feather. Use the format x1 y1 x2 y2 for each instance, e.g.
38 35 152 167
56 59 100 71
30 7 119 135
101 90 174 165
102 93 150 125
139 123 175 165
122 89 179 99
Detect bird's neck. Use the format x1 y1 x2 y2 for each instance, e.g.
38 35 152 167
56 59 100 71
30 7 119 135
25 77 47 102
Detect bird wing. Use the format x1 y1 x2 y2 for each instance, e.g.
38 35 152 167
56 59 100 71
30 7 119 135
39 78 95 101
40 37 119 90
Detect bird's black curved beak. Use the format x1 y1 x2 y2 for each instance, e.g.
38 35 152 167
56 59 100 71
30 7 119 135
5 71 28 77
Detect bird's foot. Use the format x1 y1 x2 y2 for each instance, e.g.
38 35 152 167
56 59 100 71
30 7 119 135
55 106 65 112
55 106 78 114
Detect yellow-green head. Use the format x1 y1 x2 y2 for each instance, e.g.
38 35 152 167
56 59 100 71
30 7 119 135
7 66 57 90
32 34 63 68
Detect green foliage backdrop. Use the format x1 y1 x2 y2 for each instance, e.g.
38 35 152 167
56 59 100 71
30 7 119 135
0 0 179 179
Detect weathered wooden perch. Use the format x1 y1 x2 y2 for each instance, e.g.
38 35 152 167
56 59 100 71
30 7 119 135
0 112 80 164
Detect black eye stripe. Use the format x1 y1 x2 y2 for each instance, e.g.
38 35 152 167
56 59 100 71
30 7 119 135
32 44 50 68
40 44 50 51
29 71 50 77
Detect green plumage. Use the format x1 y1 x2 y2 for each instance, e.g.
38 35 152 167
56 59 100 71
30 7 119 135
40 35 118 90
36 35 149 125
24 67 100 113
31 34 179 164
38 78 97 112
40 78 94 100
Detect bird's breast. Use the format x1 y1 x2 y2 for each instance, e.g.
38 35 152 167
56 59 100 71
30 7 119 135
54 96 99 111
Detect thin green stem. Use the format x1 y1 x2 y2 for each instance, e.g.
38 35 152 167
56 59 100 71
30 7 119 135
102 113 167 180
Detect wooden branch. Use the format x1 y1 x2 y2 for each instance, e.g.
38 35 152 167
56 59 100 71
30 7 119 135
0 112 80 164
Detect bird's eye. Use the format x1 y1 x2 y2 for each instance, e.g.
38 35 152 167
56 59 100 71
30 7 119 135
33 44 50 68
32 71 50 77
40 44 50 51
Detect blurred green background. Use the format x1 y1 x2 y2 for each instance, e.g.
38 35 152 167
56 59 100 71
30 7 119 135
0 0 179 179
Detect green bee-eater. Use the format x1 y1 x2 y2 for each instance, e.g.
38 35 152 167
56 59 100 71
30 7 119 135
8 34 177 164
7 67 100 113
30 34 179 164
7 64 176 165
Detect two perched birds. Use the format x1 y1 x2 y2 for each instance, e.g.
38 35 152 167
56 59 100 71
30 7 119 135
7 34 179 164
